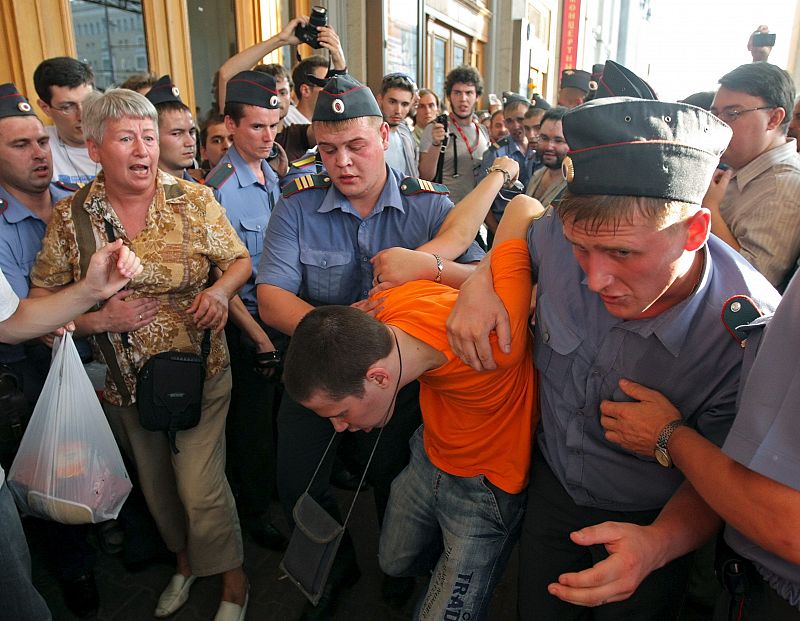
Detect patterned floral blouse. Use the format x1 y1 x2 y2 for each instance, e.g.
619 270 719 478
31 170 249 406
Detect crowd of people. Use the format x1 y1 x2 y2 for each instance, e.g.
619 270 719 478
0 14 799 621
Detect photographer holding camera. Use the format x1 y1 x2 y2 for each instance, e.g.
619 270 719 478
217 12 347 127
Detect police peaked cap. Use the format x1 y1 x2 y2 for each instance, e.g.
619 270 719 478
561 97 732 204
0 83 36 119
531 94 551 111
595 61 657 100
560 69 591 94
226 71 280 110
312 74 382 122
502 92 529 107
145 75 184 106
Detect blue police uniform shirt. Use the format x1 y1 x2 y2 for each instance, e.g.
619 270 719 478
527 209 780 511
211 145 279 314
0 182 74 363
722 272 800 608
479 137 537 221
256 166 484 306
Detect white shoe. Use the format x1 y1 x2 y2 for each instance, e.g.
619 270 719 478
154 574 196 617
213 591 249 621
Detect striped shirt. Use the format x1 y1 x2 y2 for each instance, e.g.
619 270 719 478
720 138 800 287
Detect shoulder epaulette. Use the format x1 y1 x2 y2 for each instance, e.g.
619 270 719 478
0 198 6 215
721 295 763 343
290 154 317 169
399 177 449 196
204 162 235 189
54 180 81 192
281 173 331 198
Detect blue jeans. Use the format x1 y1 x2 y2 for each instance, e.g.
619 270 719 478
0 482 51 621
379 426 526 620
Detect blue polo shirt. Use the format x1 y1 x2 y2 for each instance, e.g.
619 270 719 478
722 272 800 608
256 166 484 306
528 208 780 511
0 183 74 363
212 145 280 313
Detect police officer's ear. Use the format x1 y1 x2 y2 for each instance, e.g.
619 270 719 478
683 208 711 252
379 121 390 151
224 114 238 133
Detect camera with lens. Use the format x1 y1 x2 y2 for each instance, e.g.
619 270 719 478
294 6 328 49
434 113 449 131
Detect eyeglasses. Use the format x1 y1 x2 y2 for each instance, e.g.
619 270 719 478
713 106 776 123
537 134 567 145
50 102 82 116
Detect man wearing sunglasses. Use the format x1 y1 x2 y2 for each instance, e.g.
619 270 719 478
33 57 97 186
705 62 800 290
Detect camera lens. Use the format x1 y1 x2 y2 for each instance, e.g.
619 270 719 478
309 6 328 28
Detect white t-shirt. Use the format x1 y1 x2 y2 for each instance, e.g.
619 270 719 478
46 125 99 185
0 267 19 487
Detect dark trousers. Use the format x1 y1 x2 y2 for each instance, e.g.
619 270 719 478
276 382 422 575
225 321 281 519
518 450 693 620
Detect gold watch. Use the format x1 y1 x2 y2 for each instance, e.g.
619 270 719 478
654 419 686 468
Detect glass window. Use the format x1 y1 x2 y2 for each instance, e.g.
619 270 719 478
453 45 465 67
432 37 446 101
386 0 419 82
70 0 148 90
187 0 238 118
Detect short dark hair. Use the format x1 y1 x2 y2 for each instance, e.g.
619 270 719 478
718 62 795 132
291 55 329 100
558 193 695 231
200 112 226 147
33 57 94 104
524 106 545 120
223 101 251 124
445 65 483 97
680 91 715 111
155 100 191 122
283 306 393 403
119 73 159 93
541 106 568 124
255 63 292 88
380 72 418 96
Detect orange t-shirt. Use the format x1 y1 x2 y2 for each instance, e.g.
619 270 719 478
376 239 538 493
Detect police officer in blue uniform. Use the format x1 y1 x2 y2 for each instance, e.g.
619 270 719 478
144 75 204 183
204 70 288 552
479 92 537 242
446 76 781 620
0 82 100 618
256 73 484 619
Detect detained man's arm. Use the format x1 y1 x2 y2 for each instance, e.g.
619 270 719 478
257 283 313 336
3 240 142 344
549 481 722 607
445 194 544 370
369 158 519 290
217 17 307 113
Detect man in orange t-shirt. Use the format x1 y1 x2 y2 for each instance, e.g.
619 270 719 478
283 195 542 620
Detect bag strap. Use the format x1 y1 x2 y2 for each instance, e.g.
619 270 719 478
71 186 134 404
302 329 403 529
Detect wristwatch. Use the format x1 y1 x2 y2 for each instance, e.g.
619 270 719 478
654 419 686 468
487 165 512 188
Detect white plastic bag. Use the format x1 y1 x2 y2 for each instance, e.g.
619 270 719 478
8 332 132 524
